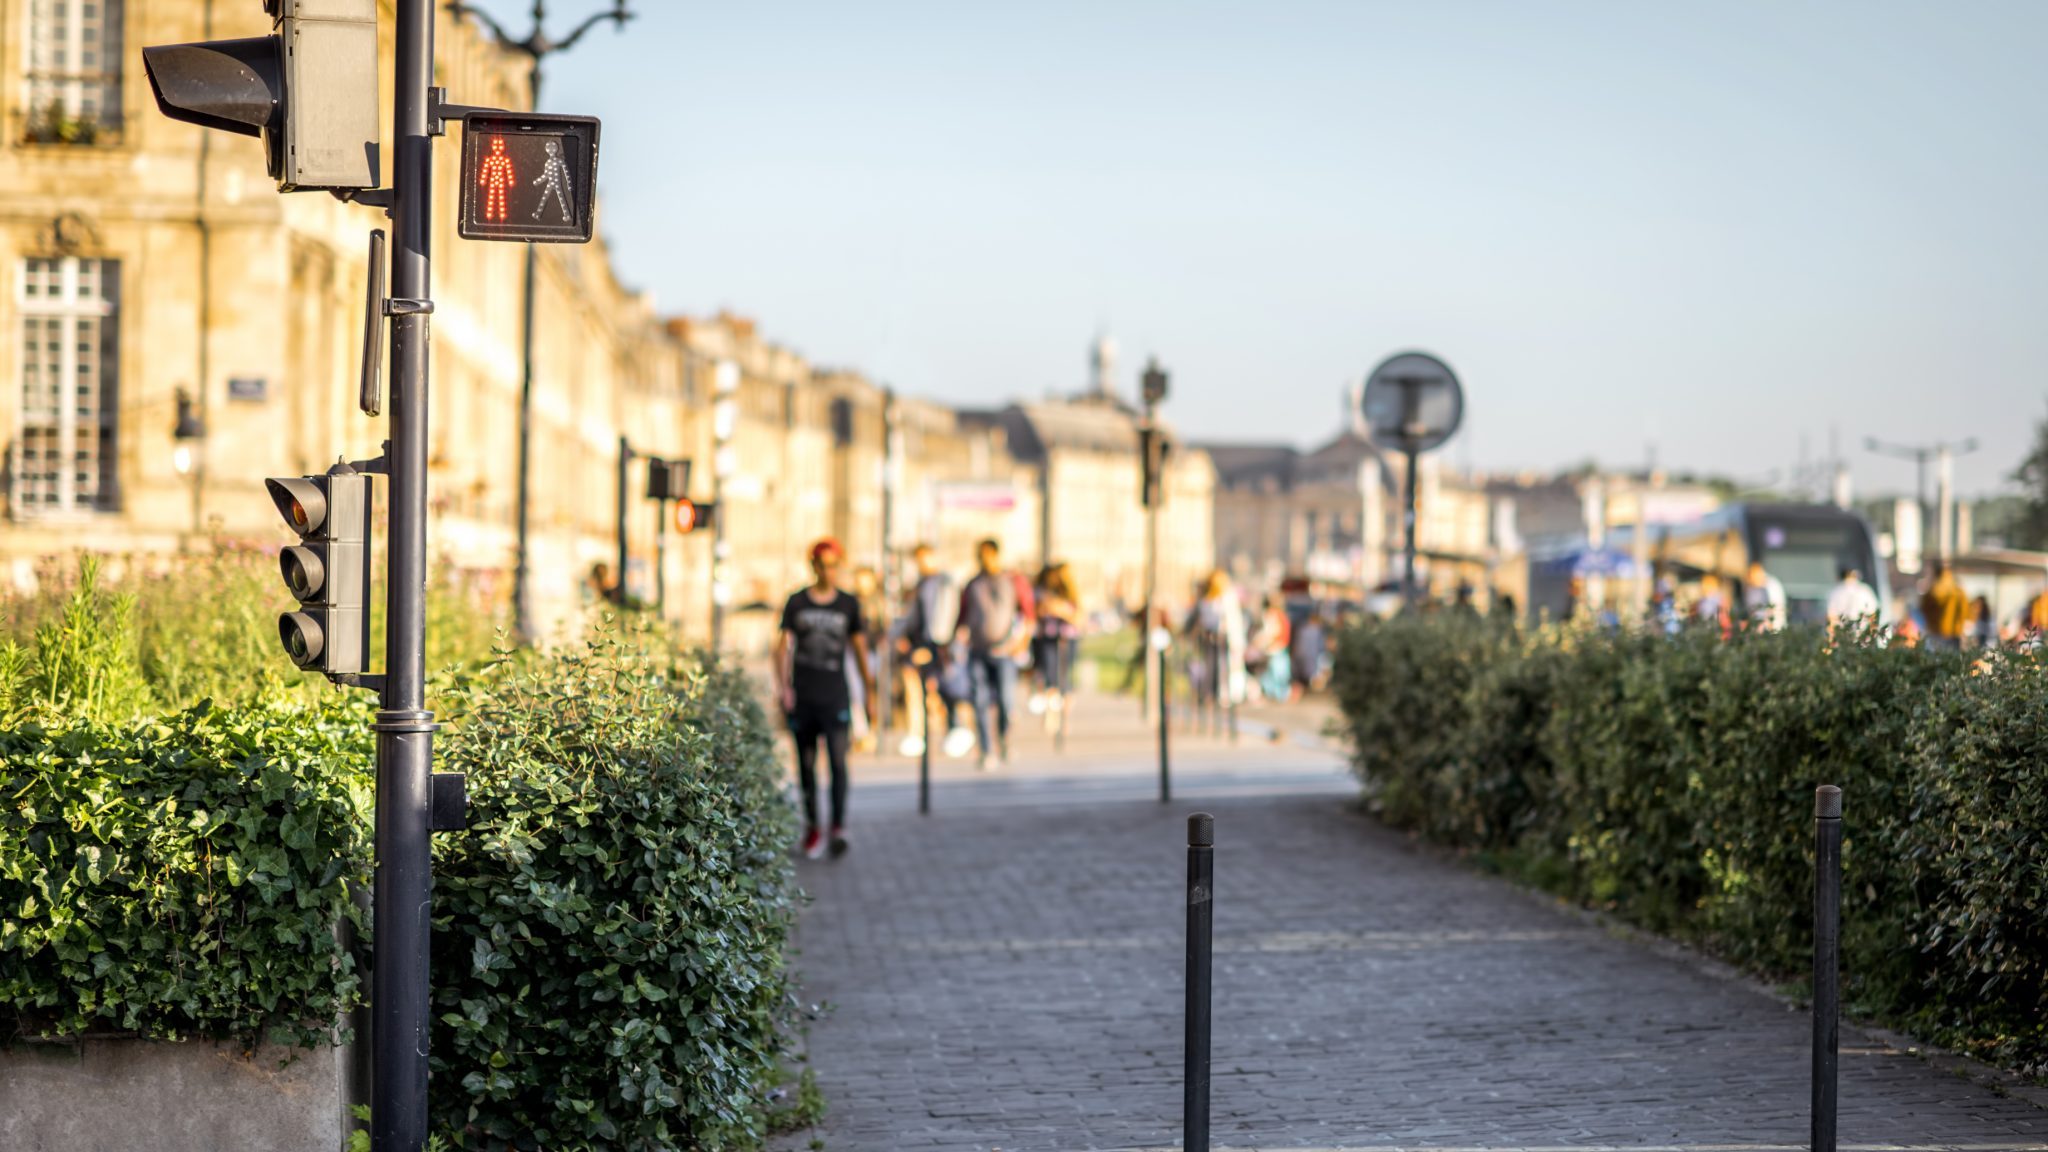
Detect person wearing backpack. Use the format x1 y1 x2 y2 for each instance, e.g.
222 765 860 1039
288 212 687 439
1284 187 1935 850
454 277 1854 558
955 538 1030 769
894 542 967 758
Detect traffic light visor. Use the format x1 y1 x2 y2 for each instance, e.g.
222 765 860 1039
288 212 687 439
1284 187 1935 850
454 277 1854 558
143 38 282 138
267 478 328 535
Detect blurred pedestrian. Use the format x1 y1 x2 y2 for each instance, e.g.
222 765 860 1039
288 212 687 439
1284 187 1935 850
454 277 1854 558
1694 573 1731 635
1028 561 1081 735
1919 561 1968 651
848 565 883 753
894 543 964 758
956 538 1029 769
2022 586 2048 647
1288 609 1326 701
1185 570 1247 712
1967 594 1997 649
1246 596 1292 703
1825 566 1881 634
775 539 875 860
1743 561 1786 632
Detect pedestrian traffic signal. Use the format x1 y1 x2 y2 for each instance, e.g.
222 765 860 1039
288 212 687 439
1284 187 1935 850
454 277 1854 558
267 468 372 675
674 498 717 534
1139 426 1172 508
458 113 602 243
141 0 380 191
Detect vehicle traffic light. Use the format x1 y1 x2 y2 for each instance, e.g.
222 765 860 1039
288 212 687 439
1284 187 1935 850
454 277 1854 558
646 457 690 502
267 468 372 674
674 498 717 535
1139 426 1172 509
142 0 380 191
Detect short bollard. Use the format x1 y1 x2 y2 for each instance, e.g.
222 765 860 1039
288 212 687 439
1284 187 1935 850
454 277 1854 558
1812 784 1842 1152
918 681 932 816
1185 813 1214 1152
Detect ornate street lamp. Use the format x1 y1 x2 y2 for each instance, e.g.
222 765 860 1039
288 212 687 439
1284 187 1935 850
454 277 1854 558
447 0 635 644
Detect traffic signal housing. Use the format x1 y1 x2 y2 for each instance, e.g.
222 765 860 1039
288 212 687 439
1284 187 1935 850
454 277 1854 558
1139 426 1172 509
268 469 372 674
142 0 379 191
459 113 603 243
646 457 691 502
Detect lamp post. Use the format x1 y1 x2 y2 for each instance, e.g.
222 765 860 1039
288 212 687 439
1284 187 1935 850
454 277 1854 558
879 388 902 738
1865 436 1979 564
710 360 740 653
1140 359 1171 803
172 386 206 541
448 0 635 645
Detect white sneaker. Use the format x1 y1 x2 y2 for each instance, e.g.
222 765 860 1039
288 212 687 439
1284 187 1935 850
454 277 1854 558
942 727 976 759
899 735 927 758
1026 694 1048 716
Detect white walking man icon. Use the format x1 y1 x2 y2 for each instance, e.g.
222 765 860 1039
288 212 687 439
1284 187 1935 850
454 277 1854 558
532 139 573 223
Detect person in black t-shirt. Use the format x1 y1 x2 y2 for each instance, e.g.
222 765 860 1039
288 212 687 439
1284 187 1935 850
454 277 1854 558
774 538 876 859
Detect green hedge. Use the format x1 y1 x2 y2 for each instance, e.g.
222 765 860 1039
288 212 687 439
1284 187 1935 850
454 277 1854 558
1332 616 2047 1077
0 697 375 1047
4 562 800 1147
429 634 798 1151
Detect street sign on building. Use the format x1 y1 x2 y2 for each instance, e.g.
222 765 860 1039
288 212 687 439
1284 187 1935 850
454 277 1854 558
458 112 602 243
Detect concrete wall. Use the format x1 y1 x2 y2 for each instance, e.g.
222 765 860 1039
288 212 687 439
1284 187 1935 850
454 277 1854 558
0 1037 359 1152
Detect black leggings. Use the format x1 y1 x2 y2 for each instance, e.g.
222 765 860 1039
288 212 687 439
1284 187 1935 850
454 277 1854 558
795 725 850 830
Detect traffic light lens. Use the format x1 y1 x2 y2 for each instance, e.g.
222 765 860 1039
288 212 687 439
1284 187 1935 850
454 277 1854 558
289 499 309 530
279 613 325 667
281 548 325 601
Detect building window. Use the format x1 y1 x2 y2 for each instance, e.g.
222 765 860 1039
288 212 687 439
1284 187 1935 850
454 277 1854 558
14 257 120 516
25 0 123 144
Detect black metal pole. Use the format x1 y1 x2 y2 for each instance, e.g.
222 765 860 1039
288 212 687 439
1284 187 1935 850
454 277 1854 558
1812 784 1842 1152
1184 812 1213 1152
511 240 537 642
654 494 667 614
615 436 629 607
1158 635 1172 803
373 2 437 1148
1403 447 1420 606
710 448 727 652
918 668 931 816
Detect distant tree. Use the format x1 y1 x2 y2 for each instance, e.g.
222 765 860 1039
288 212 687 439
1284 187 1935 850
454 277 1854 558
2007 407 2048 550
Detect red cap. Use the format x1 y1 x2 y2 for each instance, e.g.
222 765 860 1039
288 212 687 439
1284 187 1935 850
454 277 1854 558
809 538 844 565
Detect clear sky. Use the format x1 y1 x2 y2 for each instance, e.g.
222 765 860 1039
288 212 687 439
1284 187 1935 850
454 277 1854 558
464 0 2047 496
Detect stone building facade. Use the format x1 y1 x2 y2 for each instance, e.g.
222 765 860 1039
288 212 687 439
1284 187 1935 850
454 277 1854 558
0 0 1216 652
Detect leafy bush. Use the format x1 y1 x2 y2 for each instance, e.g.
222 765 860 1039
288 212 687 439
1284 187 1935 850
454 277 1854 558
3 558 803 1147
0 695 375 1047
1333 615 2047 1076
0 550 509 717
428 629 799 1150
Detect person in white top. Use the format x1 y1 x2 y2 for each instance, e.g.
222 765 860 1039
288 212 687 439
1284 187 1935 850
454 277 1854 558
1824 567 1881 631
1744 562 1787 632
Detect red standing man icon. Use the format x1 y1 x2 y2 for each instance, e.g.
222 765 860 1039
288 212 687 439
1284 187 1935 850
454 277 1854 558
478 136 515 222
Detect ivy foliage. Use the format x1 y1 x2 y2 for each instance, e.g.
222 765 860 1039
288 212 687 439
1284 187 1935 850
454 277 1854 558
428 630 799 1151
0 695 376 1047
1332 615 2047 1078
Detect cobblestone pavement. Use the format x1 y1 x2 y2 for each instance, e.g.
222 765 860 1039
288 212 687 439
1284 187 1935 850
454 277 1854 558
771 702 2048 1151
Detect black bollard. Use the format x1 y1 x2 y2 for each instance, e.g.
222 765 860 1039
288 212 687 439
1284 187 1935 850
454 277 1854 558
1185 812 1213 1152
1158 639 1173 803
918 675 932 816
1812 784 1842 1152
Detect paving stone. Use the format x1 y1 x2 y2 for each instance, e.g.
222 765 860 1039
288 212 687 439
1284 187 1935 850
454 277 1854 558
770 714 2046 1152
